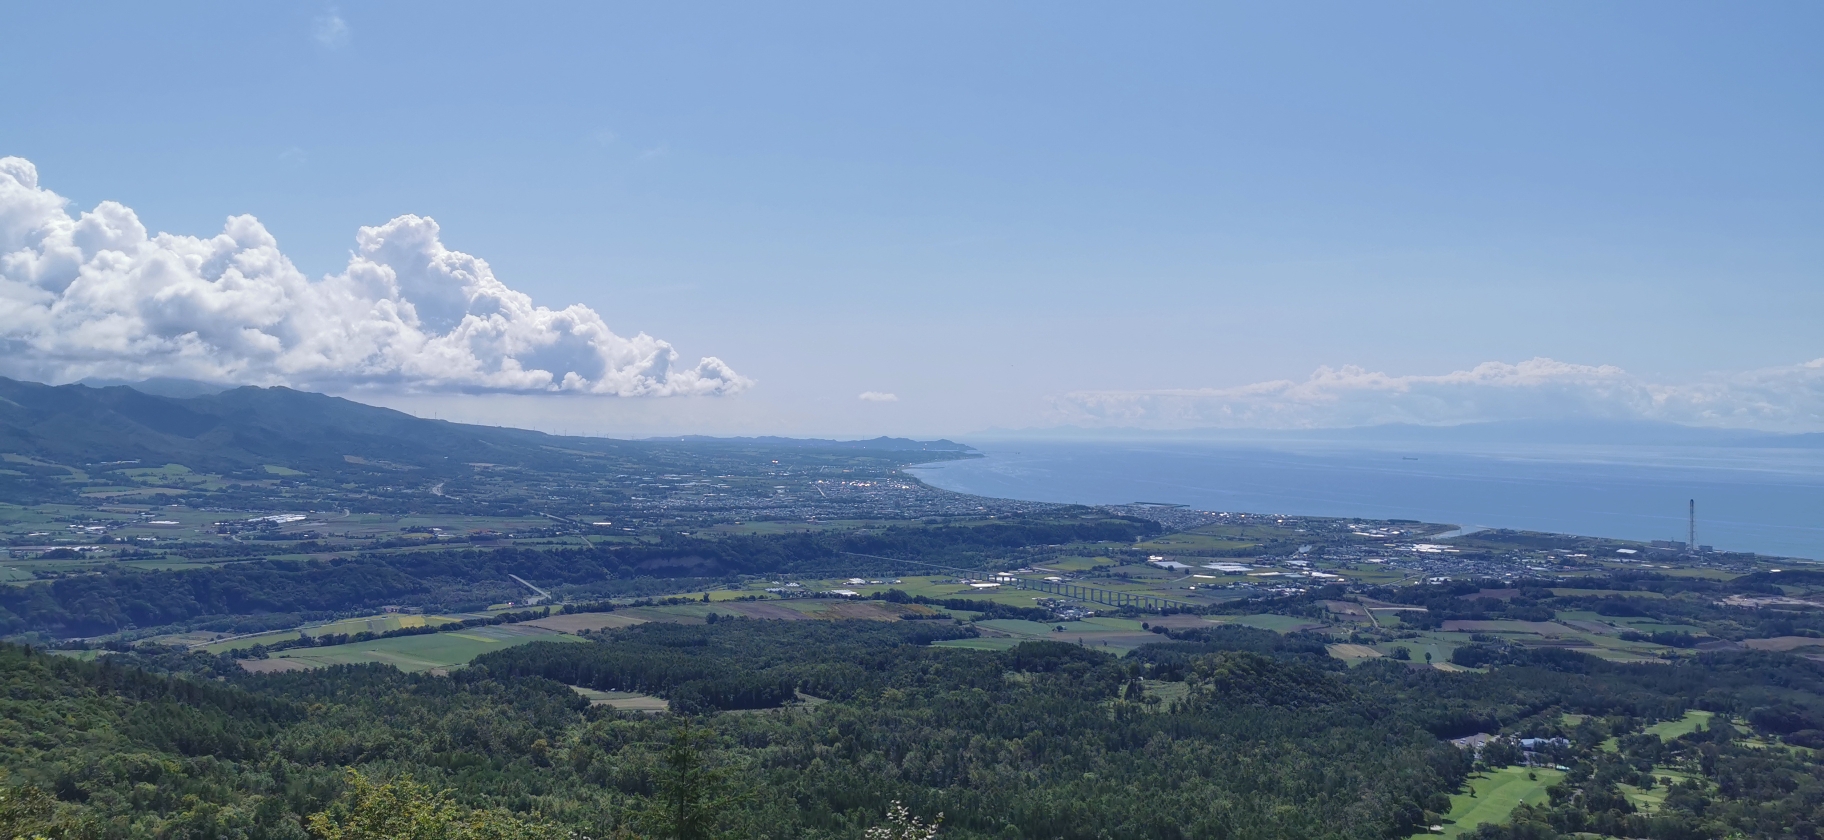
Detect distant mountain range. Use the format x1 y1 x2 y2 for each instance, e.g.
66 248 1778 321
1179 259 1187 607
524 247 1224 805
968 419 1824 448
0 377 968 474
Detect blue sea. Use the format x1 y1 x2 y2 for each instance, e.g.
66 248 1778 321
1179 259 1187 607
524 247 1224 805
906 440 1824 561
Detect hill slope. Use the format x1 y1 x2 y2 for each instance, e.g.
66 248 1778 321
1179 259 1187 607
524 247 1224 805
0 377 974 479
0 377 566 474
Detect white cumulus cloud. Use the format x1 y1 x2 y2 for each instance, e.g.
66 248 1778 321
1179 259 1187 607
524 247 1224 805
0 156 750 397
858 391 898 402
1053 357 1824 432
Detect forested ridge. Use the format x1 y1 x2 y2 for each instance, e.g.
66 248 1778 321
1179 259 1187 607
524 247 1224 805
0 516 1158 638
5 617 1824 839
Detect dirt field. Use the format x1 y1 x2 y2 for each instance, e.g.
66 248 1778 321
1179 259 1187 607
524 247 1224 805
822 601 916 621
721 601 815 620
1327 643 1383 660
522 613 649 633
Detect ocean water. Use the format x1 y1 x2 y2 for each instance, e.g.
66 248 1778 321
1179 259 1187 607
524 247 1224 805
906 440 1824 560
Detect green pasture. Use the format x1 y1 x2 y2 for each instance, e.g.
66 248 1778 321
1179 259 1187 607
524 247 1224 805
1659 567 1740 580
1555 611 1704 635
1368 631 1477 664
1134 532 1260 553
1042 556 1117 572
1645 710 1713 741
931 637 1022 651
200 613 458 653
1421 766 1563 838
1549 588 1665 599
1214 614 1321 633
971 617 1159 652
570 686 668 712
1140 679 1191 705
262 624 586 672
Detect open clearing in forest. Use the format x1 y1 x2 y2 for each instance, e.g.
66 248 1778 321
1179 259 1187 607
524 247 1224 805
930 637 1023 651
243 623 585 673
1327 643 1383 661
570 686 668 712
967 617 1159 652
1422 766 1563 838
1645 710 1713 740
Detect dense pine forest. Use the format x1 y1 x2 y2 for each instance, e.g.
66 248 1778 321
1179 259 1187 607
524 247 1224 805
4 614 1824 839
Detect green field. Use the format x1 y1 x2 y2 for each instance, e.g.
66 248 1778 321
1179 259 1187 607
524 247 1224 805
1645 710 1713 741
930 637 1023 651
1549 588 1665 599
1041 556 1117 572
570 686 668 712
193 613 457 653
1215 613 1321 633
1421 766 1564 838
970 617 1158 651
255 624 586 672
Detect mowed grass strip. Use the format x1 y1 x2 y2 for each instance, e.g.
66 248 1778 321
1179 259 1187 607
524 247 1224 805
930 637 1023 651
1216 614 1323 633
569 686 669 712
254 624 586 672
967 618 1159 652
1422 766 1564 838
1644 710 1713 741
1327 643 1383 661
200 613 459 654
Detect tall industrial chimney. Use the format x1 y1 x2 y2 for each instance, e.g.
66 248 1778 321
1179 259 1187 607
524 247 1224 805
1688 499 1696 551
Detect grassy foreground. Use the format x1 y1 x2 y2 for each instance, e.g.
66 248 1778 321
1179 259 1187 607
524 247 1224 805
1423 766 1563 838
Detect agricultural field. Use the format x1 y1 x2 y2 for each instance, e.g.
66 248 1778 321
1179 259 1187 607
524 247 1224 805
569 686 668 712
1039 555 1118 572
1214 613 1324 633
246 623 587 673
184 613 460 653
966 616 1158 652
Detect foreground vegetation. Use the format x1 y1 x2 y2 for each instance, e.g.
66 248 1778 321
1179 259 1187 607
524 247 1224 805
3 610 1824 839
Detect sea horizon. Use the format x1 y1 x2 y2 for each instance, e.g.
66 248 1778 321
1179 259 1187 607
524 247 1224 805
908 438 1824 561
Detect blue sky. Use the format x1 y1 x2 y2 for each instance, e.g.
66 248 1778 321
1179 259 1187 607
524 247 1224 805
1 2 1819 435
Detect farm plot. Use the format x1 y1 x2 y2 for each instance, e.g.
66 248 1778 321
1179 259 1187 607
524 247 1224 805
1328 643 1384 662
522 612 649 633
969 618 1159 652
245 624 585 673
1214 614 1324 633
570 686 668 712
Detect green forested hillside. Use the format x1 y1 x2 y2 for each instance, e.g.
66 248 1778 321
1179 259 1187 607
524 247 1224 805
5 619 1824 840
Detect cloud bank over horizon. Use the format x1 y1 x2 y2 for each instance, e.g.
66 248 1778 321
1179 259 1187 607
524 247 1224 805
0 157 749 397
1053 357 1824 432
